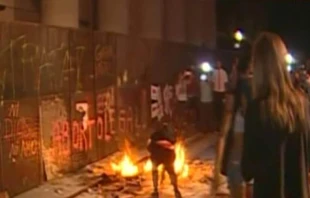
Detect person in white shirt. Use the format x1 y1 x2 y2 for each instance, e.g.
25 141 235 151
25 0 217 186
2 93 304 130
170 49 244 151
210 60 228 132
199 73 214 132
175 73 187 102
175 72 188 123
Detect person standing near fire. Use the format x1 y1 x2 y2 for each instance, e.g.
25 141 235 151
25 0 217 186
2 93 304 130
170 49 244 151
199 71 214 133
175 72 188 123
210 59 228 132
147 117 182 198
184 68 199 125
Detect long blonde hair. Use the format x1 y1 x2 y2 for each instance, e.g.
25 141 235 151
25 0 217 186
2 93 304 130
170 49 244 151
252 32 305 133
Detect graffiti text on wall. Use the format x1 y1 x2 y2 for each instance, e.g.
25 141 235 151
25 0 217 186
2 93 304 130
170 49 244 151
3 102 39 162
0 35 88 95
150 84 174 119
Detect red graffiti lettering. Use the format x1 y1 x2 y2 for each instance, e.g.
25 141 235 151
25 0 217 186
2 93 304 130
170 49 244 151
87 119 95 149
97 116 112 141
4 118 34 139
119 108 133 134
21 139 39 157
52 120 70 159
9 138 38 160
72 121 92 151
4 118 13 138
96 88 115 114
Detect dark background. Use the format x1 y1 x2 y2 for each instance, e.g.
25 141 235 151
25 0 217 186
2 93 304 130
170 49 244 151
217 1 310 59
267 2 310 56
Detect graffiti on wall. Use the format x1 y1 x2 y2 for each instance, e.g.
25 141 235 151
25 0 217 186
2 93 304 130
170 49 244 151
0 22 194 196
40 97 70 179
150 84 174 119
95 44 114 78
4 102 39 162
39 87 117 180
96 87 116 141
0 34 88 97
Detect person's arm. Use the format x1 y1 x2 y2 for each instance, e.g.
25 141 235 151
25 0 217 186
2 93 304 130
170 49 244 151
156 140 175 150
241 102 257 182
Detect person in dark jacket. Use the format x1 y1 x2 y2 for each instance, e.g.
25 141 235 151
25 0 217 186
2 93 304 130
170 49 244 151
147 117 182 198
242 32 310 198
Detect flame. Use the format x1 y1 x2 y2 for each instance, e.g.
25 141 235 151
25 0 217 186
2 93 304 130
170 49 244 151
143 142 189 178
111 153 139 177
174 142 189 178
144 159 152 172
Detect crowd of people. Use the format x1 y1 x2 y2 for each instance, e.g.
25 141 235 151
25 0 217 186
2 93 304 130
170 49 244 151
148 31 310 198
212 32 310 198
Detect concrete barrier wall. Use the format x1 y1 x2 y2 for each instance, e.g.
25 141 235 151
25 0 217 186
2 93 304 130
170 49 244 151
0 21 196 196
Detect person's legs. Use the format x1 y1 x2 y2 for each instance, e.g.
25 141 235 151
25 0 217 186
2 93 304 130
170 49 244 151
162 151 182 198
151 158 160 197
218 92 226 124
227 162 245 198
165 164 182 198
213 91 221 131
227 132 245 198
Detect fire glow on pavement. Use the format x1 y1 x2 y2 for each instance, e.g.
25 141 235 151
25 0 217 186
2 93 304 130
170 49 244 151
110 141 189 178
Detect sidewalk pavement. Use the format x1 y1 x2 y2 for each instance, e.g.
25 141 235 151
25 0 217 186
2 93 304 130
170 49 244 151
16 132 211 198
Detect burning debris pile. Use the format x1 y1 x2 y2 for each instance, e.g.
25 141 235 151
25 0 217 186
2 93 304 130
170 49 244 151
80 141 216 198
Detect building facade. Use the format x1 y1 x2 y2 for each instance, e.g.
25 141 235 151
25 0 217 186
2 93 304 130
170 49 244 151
0 0 216 49
0 1 217 196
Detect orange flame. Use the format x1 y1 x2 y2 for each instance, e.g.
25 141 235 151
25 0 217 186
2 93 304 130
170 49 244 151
111 153 139 177
143 142 189 178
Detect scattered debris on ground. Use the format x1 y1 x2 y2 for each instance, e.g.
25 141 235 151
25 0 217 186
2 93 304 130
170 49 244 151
77 160 219 198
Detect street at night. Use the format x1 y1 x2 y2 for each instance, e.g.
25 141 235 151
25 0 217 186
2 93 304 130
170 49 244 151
0 1 310 198
76 134 219 198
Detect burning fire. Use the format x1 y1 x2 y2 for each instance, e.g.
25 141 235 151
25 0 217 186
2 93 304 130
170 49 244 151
111 140 140 177
143 142 189 178
174 142 189 178
111 153 139 177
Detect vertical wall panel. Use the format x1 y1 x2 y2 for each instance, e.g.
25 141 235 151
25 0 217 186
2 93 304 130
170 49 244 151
140 0 164 39
39 26 71 181
164 0 186 43
41 0 79 28
97 0 129 34
0 23 41 196
94 31 118 158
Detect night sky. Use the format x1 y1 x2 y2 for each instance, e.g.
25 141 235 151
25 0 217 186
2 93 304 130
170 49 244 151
267 2 310 57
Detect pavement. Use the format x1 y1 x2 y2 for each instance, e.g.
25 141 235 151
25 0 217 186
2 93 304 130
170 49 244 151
15 132 214 198
74 132 224 198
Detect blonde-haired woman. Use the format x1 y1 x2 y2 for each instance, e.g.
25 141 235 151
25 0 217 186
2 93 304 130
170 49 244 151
242 32 310 198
